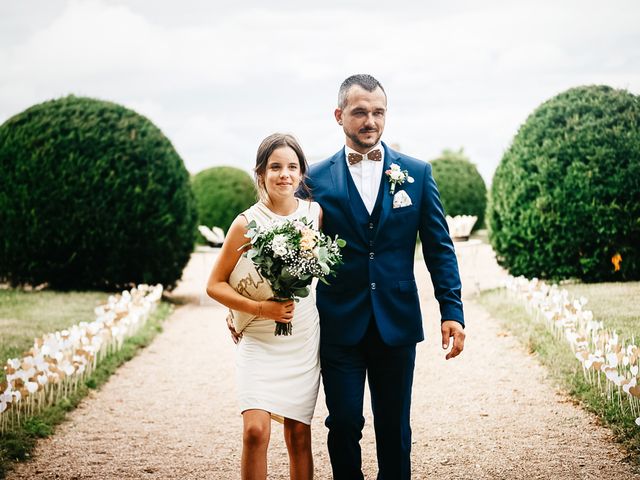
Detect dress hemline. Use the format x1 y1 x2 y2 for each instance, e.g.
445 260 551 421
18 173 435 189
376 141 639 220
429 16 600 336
239 404 312 426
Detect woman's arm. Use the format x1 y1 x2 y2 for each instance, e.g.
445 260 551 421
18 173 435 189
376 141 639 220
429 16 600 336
206 215 294 323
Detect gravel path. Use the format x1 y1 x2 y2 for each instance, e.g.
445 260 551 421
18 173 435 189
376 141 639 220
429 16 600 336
8 245 640 479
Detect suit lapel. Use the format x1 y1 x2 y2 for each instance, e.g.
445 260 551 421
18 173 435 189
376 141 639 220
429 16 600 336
329 150 368 244
374 142 400 239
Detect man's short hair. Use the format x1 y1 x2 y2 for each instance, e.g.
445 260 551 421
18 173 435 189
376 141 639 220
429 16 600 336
338 74 386 109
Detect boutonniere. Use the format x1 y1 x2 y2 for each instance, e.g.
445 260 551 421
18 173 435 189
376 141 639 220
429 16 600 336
385 163 414 194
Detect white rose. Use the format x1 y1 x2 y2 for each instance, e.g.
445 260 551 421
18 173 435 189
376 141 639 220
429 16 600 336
271 234 289 257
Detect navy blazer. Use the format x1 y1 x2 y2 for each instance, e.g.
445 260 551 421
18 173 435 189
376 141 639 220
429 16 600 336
307 142 464 347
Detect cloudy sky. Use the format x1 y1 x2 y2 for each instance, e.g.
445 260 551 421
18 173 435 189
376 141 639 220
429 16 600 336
1 0 639 182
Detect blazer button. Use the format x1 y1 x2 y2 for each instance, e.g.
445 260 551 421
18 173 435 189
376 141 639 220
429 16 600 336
370 282 376 290
369 252 375 260
369 222 374 229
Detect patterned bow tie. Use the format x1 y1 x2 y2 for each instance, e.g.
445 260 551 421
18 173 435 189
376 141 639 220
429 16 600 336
347 149 382 165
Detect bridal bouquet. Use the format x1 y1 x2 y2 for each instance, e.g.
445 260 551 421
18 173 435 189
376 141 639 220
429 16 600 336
243 217 346 335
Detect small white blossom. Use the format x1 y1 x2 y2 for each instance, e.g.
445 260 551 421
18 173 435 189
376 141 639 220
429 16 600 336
271 234 289 257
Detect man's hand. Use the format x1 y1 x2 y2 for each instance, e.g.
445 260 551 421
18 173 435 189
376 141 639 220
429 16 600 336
441 320 465 360
226 312 242 344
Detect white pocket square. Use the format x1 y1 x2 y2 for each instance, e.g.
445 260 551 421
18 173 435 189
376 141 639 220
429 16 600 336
392 190 412 208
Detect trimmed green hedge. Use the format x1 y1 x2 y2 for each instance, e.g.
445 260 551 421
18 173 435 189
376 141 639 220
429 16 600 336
0 95 197 289
192 166 256 236
487 85 640 282
430 149 487 230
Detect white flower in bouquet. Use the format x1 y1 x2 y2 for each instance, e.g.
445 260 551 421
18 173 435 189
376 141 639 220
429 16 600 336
271 234 289 257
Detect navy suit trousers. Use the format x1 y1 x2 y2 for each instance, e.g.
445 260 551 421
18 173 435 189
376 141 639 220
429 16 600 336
321 320 416 480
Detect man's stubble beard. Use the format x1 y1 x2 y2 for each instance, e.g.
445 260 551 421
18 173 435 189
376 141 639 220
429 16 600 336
346 129 383 151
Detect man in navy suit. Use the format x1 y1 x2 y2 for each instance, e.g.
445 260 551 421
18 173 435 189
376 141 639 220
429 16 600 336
307 74 465 479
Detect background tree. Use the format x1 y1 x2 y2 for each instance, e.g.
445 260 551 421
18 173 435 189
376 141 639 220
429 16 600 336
192 166 256 240
430 148 487 230
0 95 197 290
487 85 640 282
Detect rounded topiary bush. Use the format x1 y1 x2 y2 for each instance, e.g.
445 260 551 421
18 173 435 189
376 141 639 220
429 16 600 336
0 95 197 290
488 85 640 282
430 149 487 230
192 166 256 237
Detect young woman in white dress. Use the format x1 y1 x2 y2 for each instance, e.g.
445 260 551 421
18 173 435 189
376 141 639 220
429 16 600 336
206 133 322 480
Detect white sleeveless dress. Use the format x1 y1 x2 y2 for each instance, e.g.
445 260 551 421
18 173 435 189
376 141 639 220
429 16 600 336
236 199 321 425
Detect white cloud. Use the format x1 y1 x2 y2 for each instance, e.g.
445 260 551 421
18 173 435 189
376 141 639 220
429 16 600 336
1 0 639 182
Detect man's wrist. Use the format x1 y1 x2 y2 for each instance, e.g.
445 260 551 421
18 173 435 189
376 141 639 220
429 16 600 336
441 319 465 329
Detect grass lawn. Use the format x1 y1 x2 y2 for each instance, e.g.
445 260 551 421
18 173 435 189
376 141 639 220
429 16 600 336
0 290 111 381
0 288 174 477
479 281 640 463
562 282 640 339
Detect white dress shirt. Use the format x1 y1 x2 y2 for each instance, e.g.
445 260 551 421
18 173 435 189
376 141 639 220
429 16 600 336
345 143 385 214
